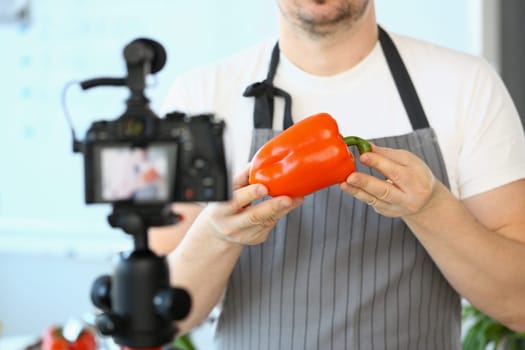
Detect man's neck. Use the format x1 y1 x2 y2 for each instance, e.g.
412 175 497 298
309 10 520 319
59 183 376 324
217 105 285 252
278 4 378 76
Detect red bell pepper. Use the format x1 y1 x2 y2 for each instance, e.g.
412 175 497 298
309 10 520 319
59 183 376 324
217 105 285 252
249 112 371 197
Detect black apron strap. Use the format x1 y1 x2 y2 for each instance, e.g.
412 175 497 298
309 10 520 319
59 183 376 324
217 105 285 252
378 26 430 130
243 43 294 130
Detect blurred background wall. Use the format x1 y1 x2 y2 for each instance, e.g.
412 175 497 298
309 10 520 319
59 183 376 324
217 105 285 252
0 0 521 349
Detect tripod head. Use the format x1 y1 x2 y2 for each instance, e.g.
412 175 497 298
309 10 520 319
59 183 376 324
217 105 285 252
90 204 191 348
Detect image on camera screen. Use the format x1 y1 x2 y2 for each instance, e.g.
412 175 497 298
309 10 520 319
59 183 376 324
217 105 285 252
99 145 175 202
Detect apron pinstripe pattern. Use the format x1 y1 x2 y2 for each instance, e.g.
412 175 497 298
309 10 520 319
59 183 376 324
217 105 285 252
215 128 461 350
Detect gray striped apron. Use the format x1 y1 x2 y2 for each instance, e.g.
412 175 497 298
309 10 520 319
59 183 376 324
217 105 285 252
216 28 461 350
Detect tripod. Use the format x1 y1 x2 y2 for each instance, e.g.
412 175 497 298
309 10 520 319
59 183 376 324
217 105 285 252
90 204 191 349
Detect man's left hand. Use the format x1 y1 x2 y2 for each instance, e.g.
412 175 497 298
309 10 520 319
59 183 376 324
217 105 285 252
340 144 438 218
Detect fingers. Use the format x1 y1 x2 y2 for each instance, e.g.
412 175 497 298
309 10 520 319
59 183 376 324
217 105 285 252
214 183 268 217
368 144 413 166
228 195 303 231
340 181 389 212
206 183 304 245
345 172 403 203
233 163 251 190
359 146 418 189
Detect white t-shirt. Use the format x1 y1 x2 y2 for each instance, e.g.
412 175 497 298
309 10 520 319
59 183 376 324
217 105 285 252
162 31 525 200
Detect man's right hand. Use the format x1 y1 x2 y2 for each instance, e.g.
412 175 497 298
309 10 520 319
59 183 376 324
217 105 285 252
196 164 304 246
168 165 304 333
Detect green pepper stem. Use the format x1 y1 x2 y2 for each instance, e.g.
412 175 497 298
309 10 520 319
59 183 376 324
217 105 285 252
343 136 372 155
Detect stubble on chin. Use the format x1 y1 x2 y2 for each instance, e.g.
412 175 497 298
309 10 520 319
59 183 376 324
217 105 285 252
290 0 370 39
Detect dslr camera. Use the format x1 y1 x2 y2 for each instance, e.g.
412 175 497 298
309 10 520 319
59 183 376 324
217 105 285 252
75 38 229 205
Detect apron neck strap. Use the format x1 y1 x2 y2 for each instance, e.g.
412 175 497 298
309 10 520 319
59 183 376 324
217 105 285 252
243 42 293 130
378 26 429 129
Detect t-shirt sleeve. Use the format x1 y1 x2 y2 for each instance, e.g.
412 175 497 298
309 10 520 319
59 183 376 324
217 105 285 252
160 76 190 115
457 60 525 199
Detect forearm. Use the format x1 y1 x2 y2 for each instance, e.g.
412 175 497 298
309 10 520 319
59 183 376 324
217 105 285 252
403 182 525 331
167 216 243 334
149 203 204 256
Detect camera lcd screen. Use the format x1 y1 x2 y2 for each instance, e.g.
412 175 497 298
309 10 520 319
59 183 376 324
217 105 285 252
94 144 177 203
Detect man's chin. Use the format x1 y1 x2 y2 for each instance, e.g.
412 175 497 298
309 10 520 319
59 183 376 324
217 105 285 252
297 10 353 36
297 0 363 27
300 3 346 22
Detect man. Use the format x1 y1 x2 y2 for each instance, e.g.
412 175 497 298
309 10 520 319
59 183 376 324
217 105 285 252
151 0 525 348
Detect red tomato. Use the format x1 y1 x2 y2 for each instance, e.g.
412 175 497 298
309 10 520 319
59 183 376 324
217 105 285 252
42 326 97 350
42 327 70 350
70 330 97 350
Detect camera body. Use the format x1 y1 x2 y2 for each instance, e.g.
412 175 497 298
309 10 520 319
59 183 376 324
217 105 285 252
82 110 229 205
75 37 229 207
